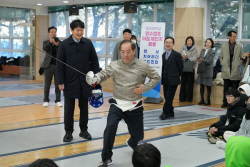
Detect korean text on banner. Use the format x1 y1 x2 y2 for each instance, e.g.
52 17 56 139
139 22 165 98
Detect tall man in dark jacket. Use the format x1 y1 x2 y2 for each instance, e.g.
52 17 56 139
41 26 62 107
208 89 248 144
57 19 101 142
160 37 183 120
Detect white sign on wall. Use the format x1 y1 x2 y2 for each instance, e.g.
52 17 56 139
139 22 165 98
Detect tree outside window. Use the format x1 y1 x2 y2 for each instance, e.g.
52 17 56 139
210 0 239 39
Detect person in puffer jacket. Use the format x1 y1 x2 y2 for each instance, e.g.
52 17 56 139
207 89 248 144
216 96 250 150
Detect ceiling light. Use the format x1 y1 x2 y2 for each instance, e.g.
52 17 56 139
63 1 69 3
37 3 42 5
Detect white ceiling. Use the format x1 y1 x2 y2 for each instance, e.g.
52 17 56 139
1 0 126 7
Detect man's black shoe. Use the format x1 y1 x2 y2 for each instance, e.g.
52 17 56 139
159 113 174 120
63 133 73 142
221 103 228 108
79 130 92 140
159 113 164 118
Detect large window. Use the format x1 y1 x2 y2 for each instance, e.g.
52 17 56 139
0 39 10 49
92 41 105 54
209 0 239 39
49 2 174 68
0 7 33 58
13 20 26 37
242 1 250 39
0 7 35 79
132 4 154 38
87 6 106 38
0 19 30 58
108 6 128 38
243 44 250 54
50 12 67 37
157 2 174 37
208 0 250 78
0 20 10 37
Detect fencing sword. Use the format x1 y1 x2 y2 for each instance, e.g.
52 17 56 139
31 44 102 106
30 45 87 76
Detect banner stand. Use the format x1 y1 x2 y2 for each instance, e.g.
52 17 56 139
139 22 165 101
144 96 163 104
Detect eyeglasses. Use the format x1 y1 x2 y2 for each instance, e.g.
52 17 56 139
165 41 173 44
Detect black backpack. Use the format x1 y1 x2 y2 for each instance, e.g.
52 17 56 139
213 66 221 80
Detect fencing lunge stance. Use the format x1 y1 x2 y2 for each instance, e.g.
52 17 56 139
86 40 160 167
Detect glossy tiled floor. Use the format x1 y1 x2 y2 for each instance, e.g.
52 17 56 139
0 80 226 167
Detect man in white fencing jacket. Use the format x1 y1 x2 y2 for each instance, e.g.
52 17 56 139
86 40 160 167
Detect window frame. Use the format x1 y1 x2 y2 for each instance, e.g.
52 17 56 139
206 0 250 51
49 3 175 68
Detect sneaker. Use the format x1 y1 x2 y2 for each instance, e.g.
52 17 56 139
79 131 92 140
43 102 49 107
98 159 113 167
208 136 222 144
55 102 63 107
216 140 226 150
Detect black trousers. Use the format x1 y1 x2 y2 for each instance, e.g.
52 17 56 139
44 64 61 102
179 71 194 102
163 80 178 115
101 105 144 161
200 84 212 99
223 79 240 104
64 94 89 134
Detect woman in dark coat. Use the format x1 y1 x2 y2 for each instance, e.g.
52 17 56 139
197 38 215 105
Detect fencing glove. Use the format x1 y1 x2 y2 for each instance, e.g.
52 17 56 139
86 71 100 86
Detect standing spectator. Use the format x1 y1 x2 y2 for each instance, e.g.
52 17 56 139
132 143 161 167
112 29 138 61
179 36 199 102
41 26 62 107
219 30 244 107
160 37 183 120
197 38 215 105
57 19 101 142
131 35 140 59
